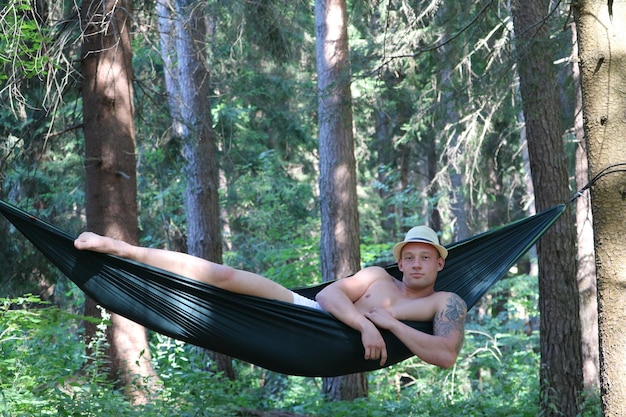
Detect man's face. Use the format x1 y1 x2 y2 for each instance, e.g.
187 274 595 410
397 242 445 289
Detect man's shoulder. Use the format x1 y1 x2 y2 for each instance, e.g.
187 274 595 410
432 291 467 310
360 265 396 279
342 266 395 288
362 265 388 272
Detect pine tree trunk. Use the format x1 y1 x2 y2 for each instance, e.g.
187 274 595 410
435 3 469 240
80 0 159 404
157 0 234 379
511 1 583 415
574 1 626 414
374 72 404 238
315 0 365 401
570 22 599 391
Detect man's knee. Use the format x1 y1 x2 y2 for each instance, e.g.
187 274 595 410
209 263 238 286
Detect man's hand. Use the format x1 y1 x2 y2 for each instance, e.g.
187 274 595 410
360 320 388 366
315 267 392 366
365 307 398 331
367 294 466 369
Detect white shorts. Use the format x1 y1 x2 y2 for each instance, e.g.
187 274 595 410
291 292 322 310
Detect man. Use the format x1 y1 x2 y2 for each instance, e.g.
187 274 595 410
74 225 466 368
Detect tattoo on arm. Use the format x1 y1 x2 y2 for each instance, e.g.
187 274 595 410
433 294 467 353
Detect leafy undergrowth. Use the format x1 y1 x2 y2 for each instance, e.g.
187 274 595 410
1 293 601 417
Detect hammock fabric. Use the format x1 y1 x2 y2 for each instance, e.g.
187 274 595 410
0 200 566 377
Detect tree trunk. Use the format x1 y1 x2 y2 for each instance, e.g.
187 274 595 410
374 72 404 238
574 1 626 415
570 22 599 392
511 1 583 415
157 0 233 379
426 136 441 232
80 0 159 404
435 4 468 241
315 0 365 401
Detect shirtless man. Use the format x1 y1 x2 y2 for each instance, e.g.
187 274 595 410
74 225 466 369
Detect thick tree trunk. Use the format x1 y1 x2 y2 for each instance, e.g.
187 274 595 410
315 0 365 401
80 0 158 404
157 0 233 379
574 1 626 415
511 1 583 415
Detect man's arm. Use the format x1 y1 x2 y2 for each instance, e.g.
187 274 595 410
365 292 466 368
316 267 390 365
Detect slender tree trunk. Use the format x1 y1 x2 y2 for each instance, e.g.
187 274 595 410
80 0 159 404
157 0 233 379
511 1 583 415
517 110 539 277
439 78 466 238
374 97 395 233
374 72 403 238
426 137 441 231
570 22 599 392
574 2 626 415
435 4 468 241
315 0 365 401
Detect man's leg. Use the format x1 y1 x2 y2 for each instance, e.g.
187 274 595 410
74 232 294 303
207 264 295 302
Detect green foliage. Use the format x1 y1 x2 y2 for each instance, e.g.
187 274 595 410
0 272 600 416
0 0 51 82
224 150 319 286
0 0 595 415
1 115 84 296
0 295 83 415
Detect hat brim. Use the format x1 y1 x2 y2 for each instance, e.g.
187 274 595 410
393 240 448 261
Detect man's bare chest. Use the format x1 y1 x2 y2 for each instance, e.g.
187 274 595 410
353 279 403 313
353 278 443 321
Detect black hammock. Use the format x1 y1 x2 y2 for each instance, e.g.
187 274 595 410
0 200 566 377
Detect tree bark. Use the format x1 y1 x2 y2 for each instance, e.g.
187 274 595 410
157 0 233 379
374 71 405 239
80 0 159 404
574 1 626 415
511 1 583 415
570 22 599 391
435 3 468 241
315 0 365 401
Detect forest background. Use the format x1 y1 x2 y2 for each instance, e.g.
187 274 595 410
0 0 622 415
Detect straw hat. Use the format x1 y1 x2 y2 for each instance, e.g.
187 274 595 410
392 226 448 260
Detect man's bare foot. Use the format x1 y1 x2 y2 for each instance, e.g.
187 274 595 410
74 232 118 255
